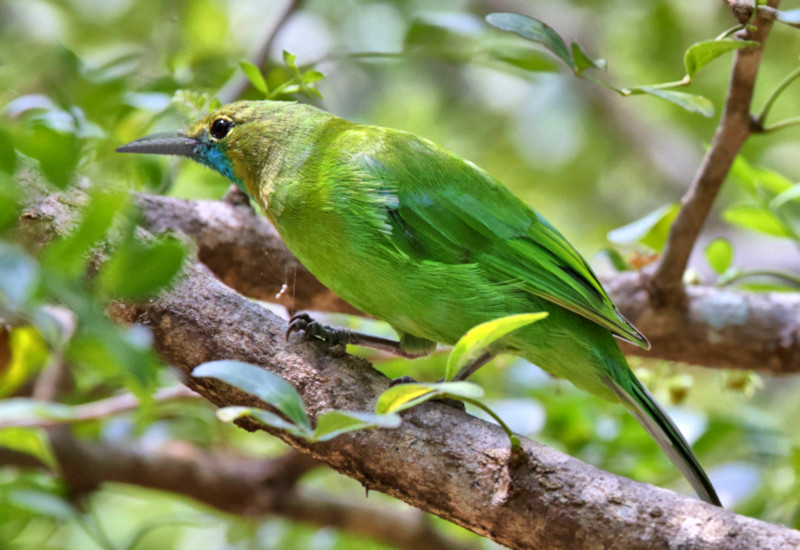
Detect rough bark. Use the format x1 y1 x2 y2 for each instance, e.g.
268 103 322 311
130 193 800 374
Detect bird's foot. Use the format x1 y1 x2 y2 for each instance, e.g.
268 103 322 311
285 313 350 355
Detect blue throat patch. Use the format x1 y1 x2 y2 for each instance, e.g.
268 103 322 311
195 144 250 196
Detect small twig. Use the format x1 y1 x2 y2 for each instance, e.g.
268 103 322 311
761 116 800 133
1 385 199 429
719 268 800 287
754 65 800 126
649 3 779 305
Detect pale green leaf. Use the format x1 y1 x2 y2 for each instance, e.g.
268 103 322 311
0 428 57 468
239 60 268 95
770 183 800 210
193 361 311 431
486 13 574 69
312 410 401 442
683 39 759 77
607 203 681 251
635 87 714 117
705 238 734 275
723 205 792 237
446 313 547 381
9 489 75 519
215 405 310 438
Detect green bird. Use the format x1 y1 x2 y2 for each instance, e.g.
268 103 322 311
118 100 720 506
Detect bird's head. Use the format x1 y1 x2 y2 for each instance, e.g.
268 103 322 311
117 100 303 195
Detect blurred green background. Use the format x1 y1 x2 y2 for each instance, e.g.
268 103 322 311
2 0 800 548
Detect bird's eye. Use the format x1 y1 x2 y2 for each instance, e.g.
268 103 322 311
210 118 232 139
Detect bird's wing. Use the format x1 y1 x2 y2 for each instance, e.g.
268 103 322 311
355 133 649 349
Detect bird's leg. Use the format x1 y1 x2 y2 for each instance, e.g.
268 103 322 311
449 350 495 381
286 313 435 358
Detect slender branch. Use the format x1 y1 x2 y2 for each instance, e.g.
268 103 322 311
0 386 199 429
650 2 778 305
0 433 477 550
762 116 800 133
727 0 800 28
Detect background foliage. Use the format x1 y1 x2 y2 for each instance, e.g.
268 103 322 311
1 0 800 548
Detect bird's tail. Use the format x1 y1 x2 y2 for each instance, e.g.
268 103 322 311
604 372 721 506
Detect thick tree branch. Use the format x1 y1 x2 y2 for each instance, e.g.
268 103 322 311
130 193 800 374
650 2 779 305
15 187 800 548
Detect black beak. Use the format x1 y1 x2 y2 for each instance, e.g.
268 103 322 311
116 133 201 157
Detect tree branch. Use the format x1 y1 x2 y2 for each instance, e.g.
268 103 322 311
129 193 800 374
15 186 800 548
0 435 474 550
650 1 779 305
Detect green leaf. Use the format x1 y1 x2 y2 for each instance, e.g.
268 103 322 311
99 235 187 300
599 248 631 272
634 87 714 117
376 381 484 414
486 13 574 69
8 489 75 520
571 42 606 74
723 205 793 237
607 203 681 251
283 50 297 71
705 238 734 275
0 327 50 398
0 175 23 233
0 428 57 469
312 410 401 442
42 188 129 278
729 156 794 197
193 361 311 431
15 125 80 189
239 60 268 95
770 183 800 210
683 39 759 78
215 406 310 438
0 244 40 308
445 313 547 381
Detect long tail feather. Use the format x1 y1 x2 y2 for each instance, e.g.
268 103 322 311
605 375 721 506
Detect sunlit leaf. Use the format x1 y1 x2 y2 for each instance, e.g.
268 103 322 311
193 361 311 431
607 203 680 251
723 205 793 237
486 13 574 69
770 183 800 210
239 60 268 96
14 125 80 189
683 39 758 77
445 313 547 381
312 411 401 442
634 87 714 117
0 327 50 398
376 381 484 414
0 428 57 469
705 238 734 275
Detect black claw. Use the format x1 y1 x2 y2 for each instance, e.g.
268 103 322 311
285 312 314 341
285 312 349 348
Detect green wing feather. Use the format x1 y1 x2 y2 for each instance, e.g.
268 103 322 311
357 132 649 349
